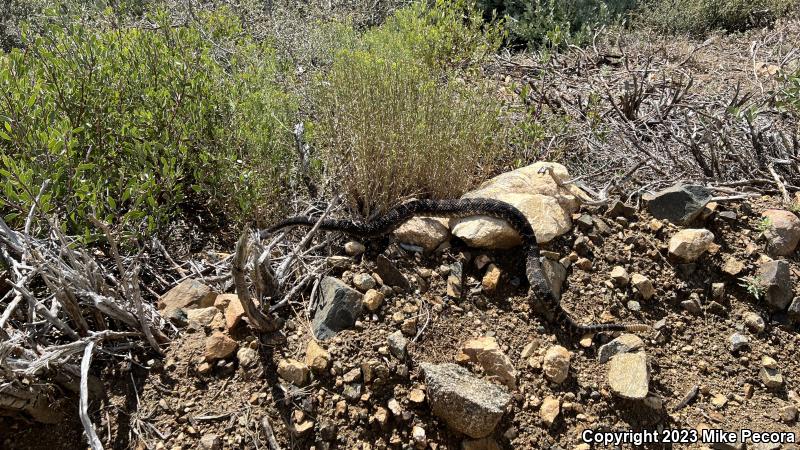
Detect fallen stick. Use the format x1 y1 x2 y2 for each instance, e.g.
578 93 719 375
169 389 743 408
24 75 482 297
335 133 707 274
80 340 104 450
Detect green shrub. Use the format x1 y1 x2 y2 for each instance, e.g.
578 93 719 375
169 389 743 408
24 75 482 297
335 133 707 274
0 9 297 239
362 0 505 70
635 0 798 36
477 0 635 48
316 49 504 216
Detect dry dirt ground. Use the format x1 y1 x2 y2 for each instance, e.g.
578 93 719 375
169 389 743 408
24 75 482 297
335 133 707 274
8 194 787 450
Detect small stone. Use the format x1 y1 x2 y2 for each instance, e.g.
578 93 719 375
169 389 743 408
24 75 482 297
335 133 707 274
598 334 644 363
710 394 728 408
387 398 402 416
408 389 426 403
293 420 314 436
216 294 245 332
722 257 745 276
376 255 410 290
631 273 654 300
460 336 516 388
780 405 798 423
757 260 793 310
387 330 408 360
761 209 800 256
198 434 221 450
158 279 216 318
353 273 376 292
343 368 361 383
305 340 331 373
186 307 220 327
668 229 715 262
341 383 362 401
761 355 778 369
609 266 630 286
790 297 800 323
681 299 702 315
393 216 450 252
412 425 427 448
575 258 592 271
482 264 502 294
543 345 571 384
277 359 310 386
373 407 389 427
401 318 417 336
627 300 641 311
760 366 784 390
462 437 502 450
539 396 560 427
362 289 385 312
344 241 366 256
236 347 258 368
197 362 212 375
743 313 765 333
313 277 363 340
711 282 725 301
728 333 749 352
205 332 238 361
541 258 567 300
607 352 649 400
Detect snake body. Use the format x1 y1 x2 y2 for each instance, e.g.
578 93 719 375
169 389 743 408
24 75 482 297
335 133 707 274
264 198 648 337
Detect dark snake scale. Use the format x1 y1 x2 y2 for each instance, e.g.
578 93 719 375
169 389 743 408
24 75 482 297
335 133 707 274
263 198 648 337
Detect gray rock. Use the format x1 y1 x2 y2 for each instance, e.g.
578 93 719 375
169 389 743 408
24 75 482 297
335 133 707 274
342 383 362 401
598 334 644 363
728 332 749 352
199 434 221 450
762 209 800 256
607 352 649 400
421 362 511 438
312 277 363 340
541 257 567 300
681 299 702 315
376 255 410 291
647 184 712 224
743 312 766 333
758 260 793 310
607 200 636 218
387 330 408 360
789 297 800 323
352 273 376 292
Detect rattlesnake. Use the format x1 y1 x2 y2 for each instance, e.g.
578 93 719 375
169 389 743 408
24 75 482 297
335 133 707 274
263 198 648 337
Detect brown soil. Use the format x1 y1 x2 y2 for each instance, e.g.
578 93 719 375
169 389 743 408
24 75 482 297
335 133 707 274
90 196 797 450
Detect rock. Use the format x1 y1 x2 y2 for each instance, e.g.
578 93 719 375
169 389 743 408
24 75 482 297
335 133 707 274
474 254 492 270
401 318 417 336
608 200 636 218
313 277 363 340
539 396 560 427
421 362 511 438
541 258 567 300
598 334 644 363
757 260 793 310
277 359 310 386
305 340 331 373
710 393 728 408
681 299 702 315
711 282 725 301
361 359 390 384
344 241 366 256
668 229 715 262
647 184 712 224
607 352 649 400
780 405 798 423
219 294 245 331
205 332 238 361
327 255 352 269
760 366 784 390
630 274 655 300
408 389 425 403
376 255 410 291
352 273 376 292
450 162 582 247
462 437 502 450
236 347 258 368
186 307 220 327
198 434 221 450
362 289 385 312
761 209 800 256
158 279 216 318
411 425 427 448
743 312 765 333
722 257 745 276
789 297 800 323
460 336 516 388
394 217 450 252
293 419 314 436
481 264 502 294
609 266 630 286
575 258 592 271
387 330 408 360
728 333 749 352
542 345 571 384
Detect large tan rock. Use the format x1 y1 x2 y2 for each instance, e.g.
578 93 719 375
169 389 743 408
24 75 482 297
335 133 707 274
305 340 332 373
278 359 310 386
668 229 714 262
158 279 216 317
217 294 245 331
450 162 583 247
607 352 649 400
393 217 450 252
205 332 238 361
542 345 571 384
